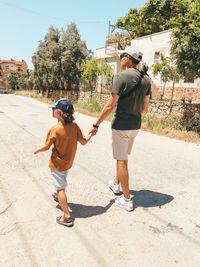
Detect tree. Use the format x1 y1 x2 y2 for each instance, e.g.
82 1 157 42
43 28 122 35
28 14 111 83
7 73 19 90
32 26 61 95
99 59 113 95
152 54 171 99
7 72 29 90
152 54 181 113
60 22 88 90
17 74 29 90
114 0 175 39
81 58 99 96
170 0 200 78
32 23 88 93
115 8 142 39
106 32 132 50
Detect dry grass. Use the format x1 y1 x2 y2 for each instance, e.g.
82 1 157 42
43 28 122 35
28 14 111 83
141 124 200 144
13 90 54 104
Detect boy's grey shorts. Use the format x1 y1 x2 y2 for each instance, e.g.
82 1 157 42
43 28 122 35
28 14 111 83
112 129 139 160
50 169 68 191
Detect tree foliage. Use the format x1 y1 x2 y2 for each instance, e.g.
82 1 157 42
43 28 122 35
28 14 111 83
114 0 192 38
106 32 132 50
8 72 30 90
152 54 181 111
81 58 99 95
115 0 175 39
170 0 200 78
7 73 19 89
31 23 88 92
81 58 113 95
99 59 112 80
60 23 88 90
113 0 200 78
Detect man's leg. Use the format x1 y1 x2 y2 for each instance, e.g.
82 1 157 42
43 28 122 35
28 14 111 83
117 160 130 199
114 163 120 184
57 189 71 218
114 176 119 184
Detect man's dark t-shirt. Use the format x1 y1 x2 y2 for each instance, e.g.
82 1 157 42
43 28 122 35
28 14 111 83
111 69 151 130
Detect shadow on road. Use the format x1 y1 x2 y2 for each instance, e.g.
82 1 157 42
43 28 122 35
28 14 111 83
130 190 174 209
56 199 114 219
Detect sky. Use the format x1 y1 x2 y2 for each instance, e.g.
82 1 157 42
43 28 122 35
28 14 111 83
0 0 146 70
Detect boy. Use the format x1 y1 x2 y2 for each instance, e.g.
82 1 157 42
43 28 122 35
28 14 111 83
34 98 93 227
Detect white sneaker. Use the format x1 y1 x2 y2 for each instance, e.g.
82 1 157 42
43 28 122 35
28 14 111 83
115 196 133 211
109 180 120 195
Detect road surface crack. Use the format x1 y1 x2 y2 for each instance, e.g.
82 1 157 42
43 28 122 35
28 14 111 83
0 225 16 235
0 203 12 215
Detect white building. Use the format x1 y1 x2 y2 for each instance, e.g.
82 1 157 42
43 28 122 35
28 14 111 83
96 30 200 101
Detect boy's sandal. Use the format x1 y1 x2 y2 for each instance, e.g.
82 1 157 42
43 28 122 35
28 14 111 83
56 216 73 227
52 192 58 202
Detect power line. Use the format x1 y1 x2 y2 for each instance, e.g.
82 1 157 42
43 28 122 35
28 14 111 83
0 1 108 24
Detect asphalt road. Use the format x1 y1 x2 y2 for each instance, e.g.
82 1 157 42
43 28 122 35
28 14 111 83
0 94 200 267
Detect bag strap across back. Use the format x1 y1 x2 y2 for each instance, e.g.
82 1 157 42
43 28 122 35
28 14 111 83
119 71 144 100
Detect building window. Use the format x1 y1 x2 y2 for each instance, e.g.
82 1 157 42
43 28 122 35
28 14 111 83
154 51 160 63
17 67 22 71
0 72 2 76
5 65 9 70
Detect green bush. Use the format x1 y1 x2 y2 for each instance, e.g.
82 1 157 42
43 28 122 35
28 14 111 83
75 97 105 113
142 113 199 135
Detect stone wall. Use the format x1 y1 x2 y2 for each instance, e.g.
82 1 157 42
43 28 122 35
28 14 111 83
78 91 110 104
147 100 200 132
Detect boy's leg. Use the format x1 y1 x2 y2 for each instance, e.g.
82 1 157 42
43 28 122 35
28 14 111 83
57 189 71 218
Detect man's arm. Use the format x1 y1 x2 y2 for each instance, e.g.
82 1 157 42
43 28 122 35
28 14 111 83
89 93 119 134
141 94 150 113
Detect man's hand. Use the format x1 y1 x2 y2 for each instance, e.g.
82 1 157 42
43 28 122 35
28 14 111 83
89 127 98 136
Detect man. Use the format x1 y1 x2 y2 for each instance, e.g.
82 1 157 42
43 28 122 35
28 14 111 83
89 46 151 211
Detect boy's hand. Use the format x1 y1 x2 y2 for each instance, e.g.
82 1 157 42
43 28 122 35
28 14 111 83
34 149 39 154
89 127 98 136
33 145 48 154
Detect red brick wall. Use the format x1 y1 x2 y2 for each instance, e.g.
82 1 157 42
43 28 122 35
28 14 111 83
151 81 200 102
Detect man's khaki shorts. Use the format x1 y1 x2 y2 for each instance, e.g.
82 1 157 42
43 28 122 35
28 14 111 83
112 129 139 160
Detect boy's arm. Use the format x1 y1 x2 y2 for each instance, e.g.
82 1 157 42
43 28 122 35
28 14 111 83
34 129 54 154
34 144 51 154
79 133 93 146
